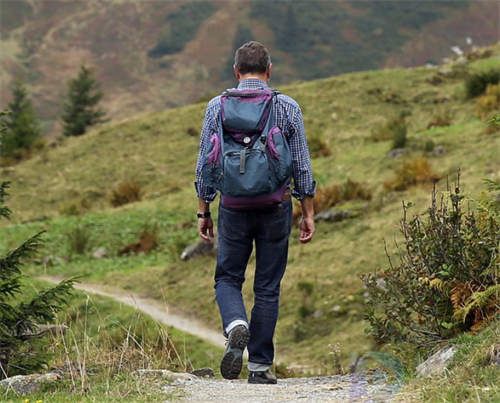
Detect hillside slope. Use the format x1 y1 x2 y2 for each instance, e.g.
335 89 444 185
1 0 498 134
0 49 499 372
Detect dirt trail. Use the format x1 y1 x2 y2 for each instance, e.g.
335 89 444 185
39 276 226 348
41 277 397 401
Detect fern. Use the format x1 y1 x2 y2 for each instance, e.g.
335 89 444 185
453 284 500 323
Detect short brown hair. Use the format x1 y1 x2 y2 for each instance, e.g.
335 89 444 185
234 41 271 75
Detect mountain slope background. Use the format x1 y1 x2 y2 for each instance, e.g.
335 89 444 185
1 0 498 134
1 45 498 376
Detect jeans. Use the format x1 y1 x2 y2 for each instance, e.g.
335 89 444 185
214 200 292 366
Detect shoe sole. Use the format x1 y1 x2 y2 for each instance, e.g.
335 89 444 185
220 326 250 380
248 378 277 385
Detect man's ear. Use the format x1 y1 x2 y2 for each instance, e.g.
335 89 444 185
233 65 240 80
266 63 272 80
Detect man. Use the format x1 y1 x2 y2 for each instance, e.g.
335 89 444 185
194 41 315 384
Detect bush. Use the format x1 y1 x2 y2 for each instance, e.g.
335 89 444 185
384 156 440 191
465 70 500 99
109 180 142 207
363 179 499 346
370 116 407 149
476 84 500 118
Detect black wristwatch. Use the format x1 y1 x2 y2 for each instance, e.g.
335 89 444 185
197 211 211 219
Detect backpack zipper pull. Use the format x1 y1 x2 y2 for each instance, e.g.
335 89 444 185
239 148 246 174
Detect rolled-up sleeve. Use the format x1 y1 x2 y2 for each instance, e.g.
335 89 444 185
194 102 218 202
288 105 316 200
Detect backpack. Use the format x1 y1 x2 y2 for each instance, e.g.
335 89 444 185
201 88 292 209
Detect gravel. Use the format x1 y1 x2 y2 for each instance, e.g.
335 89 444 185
164 372 399 402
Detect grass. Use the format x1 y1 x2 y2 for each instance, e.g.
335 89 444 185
1 49 499 373
0 279 222 402
396 321 500 402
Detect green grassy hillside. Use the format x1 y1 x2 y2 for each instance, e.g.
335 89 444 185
1 49 499 372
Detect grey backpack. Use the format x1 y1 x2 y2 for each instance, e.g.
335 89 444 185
202 88 292 208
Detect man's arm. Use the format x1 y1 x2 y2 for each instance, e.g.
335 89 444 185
288 103 316 243
299 196 315 243
195 101 218 241
198 198 214 241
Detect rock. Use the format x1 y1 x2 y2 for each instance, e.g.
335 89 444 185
432 145 446 156
416 346 457 377
314 209 352 223
92 247 108 259
487 344 500 366
191 367 215 378
134 369 196 383
0 372 61 395
180 240 215 261
387 148 406 159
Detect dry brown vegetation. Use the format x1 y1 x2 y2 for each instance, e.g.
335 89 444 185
109 180 142 207
384 156 440 191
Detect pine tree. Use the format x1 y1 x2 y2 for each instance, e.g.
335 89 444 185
0 179 74 378
62 65 105 137
1 82 40 159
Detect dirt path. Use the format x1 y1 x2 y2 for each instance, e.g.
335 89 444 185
39 276 226 348
167 373 398 402
41 277 397 401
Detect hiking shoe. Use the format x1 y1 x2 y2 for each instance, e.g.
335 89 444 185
220 325 250 380
248 369 277 384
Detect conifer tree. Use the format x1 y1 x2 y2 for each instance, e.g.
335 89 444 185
2 82 40 159
62 65 105 136
0 179 74 378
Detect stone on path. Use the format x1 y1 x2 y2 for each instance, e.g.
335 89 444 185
416 346 457 377
180 241 216 261
0 372 61 395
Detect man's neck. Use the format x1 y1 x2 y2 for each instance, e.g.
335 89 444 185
238 74 268 83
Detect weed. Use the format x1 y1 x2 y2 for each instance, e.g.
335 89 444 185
384 156 440 191
109 180 142 207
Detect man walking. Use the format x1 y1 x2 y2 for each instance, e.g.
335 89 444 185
195 41 315 384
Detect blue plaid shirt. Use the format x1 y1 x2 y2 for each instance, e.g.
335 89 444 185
195 78 316 202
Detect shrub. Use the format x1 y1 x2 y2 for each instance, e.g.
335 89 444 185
384 156 440 191
476 84 500 118
109 180 142 207
362 179 499 346
370 116 407 149
465 69 500 99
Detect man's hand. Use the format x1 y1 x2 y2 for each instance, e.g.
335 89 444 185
299 196 315 244
198 217 214 242
299 216 315 243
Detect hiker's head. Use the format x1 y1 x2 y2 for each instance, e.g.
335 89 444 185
233 41 272 81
